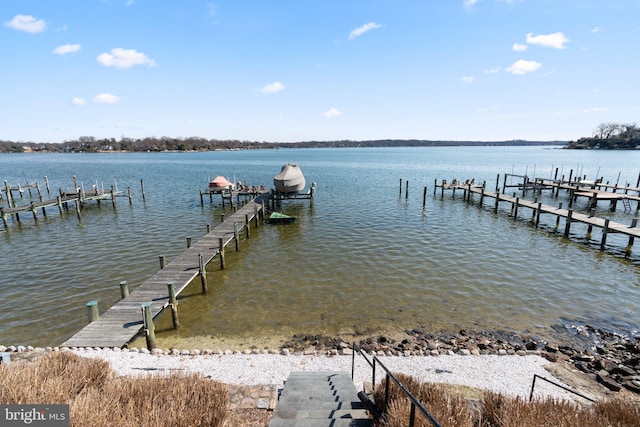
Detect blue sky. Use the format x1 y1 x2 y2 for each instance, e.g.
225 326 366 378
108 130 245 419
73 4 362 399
2 1 639 143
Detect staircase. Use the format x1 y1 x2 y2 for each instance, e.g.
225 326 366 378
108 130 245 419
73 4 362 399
269 371 374 427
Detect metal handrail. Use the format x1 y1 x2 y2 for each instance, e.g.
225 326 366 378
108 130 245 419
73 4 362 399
352 345 442 427
529 374 595 403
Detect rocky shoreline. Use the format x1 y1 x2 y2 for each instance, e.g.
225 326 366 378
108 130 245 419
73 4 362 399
2 327 639 396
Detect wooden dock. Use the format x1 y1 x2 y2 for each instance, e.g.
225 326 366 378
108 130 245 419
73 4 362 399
61 194 268 349
435 179 640 256
1 177 128 228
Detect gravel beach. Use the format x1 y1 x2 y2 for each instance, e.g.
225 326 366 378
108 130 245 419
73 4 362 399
72 349 584 401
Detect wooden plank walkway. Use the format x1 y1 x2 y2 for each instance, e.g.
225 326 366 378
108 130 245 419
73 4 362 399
439 182 640 255
61 195 268 348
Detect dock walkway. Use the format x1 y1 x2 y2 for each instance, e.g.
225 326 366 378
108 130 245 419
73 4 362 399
439 182 639 255
61 195 268 348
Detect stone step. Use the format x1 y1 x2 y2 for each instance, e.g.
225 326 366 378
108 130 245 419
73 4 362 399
272 400 367 410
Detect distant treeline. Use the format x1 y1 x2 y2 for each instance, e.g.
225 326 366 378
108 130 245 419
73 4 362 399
0 136 566 153
565 122 640 150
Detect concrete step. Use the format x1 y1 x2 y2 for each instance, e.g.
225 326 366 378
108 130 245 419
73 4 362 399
270 371 373 427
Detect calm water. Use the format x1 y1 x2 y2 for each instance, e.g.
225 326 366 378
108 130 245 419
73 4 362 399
1 147 639 348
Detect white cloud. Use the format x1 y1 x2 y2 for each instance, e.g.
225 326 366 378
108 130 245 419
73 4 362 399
526 32 570 49
4 14 46 34
93 93 120 104
512 43 527 52
97 48 157 69
464 0 481 8
506 59 542 75
322 108 342 118
484 67 501 74
53 44 81 55
260 81 285 94
72 97 86 106
462 76 474 84
348 22 382 40
591 26 603 33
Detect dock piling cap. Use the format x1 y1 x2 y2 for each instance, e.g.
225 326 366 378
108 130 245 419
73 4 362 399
86 300 98 307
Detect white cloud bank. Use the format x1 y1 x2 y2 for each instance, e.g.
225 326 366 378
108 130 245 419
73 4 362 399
260 81 285 94
322 108 342 118
72 97 86 106
526 32 570 49
4 14 46 33
506 59 542 75
93 93 120 104
348 22 382 40
53 44 81 55
512 43 527 52
97 48 157 69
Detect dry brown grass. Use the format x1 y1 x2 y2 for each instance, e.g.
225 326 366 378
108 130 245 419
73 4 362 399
0 352 229 427
373 373 640 427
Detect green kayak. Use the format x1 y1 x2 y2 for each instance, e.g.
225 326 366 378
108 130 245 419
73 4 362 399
267 212 296 224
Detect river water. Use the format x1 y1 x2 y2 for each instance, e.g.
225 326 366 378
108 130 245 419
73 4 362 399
1 147 639 349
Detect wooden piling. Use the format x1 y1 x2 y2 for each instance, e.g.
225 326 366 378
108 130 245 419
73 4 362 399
600 219 610 250
86 301 99 323
494 192 500 213
219 237 225 269
626 218 638 256
128 187 132 204
206 223 211 233
141 180 146 201
167 282 179 329
564 209 573 237
234 222 240 251
159 255 166 269
555 203 563 229
221 213 225 223
405 180 409 199
422 187 427 208
187 237 192 248
116 280 129 299
399 178 402 196
141 303 156 350
245 213 250 238
199 254 208 293
535 202 542 227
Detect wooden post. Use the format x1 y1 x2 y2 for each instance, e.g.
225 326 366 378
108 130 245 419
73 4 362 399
433 179 437 196
44 175 50 195
234 222 240 251
119 281 129 299
495 174 500 192
111 185 116 208
600 219 610 250
159 255 166 269
30 202 37 220
206 223 211 233
74 199 81 218
36 181 42 202
128 186 132 204
422 187 427 208
399 178 402 196
555 203 563 229
494 192 500 213
245 213 250 238
254 205 259 226
467 183 471 202
167 282 179 329
564 209 573 237
626 218 638 256
587 223 593 240
57 196 63 214
221 213 225 223
86 301 99 323
141 303 156 350
535 202 542 227
479 187 485 206
141 180 146 201
219 237 225 269
514 197 519 219
1 208 7 228
199 254 208 293
405 180 409 199
502 174 507 194
441 180 446 198
186 237 192 248
199 189 204 206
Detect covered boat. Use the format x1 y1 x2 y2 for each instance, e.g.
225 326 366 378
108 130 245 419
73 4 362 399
273 163 305 194
267 211 296 224
208 176 233 192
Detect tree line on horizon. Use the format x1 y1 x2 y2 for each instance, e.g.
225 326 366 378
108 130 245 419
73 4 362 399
565 122 640 150
0 136 567 153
